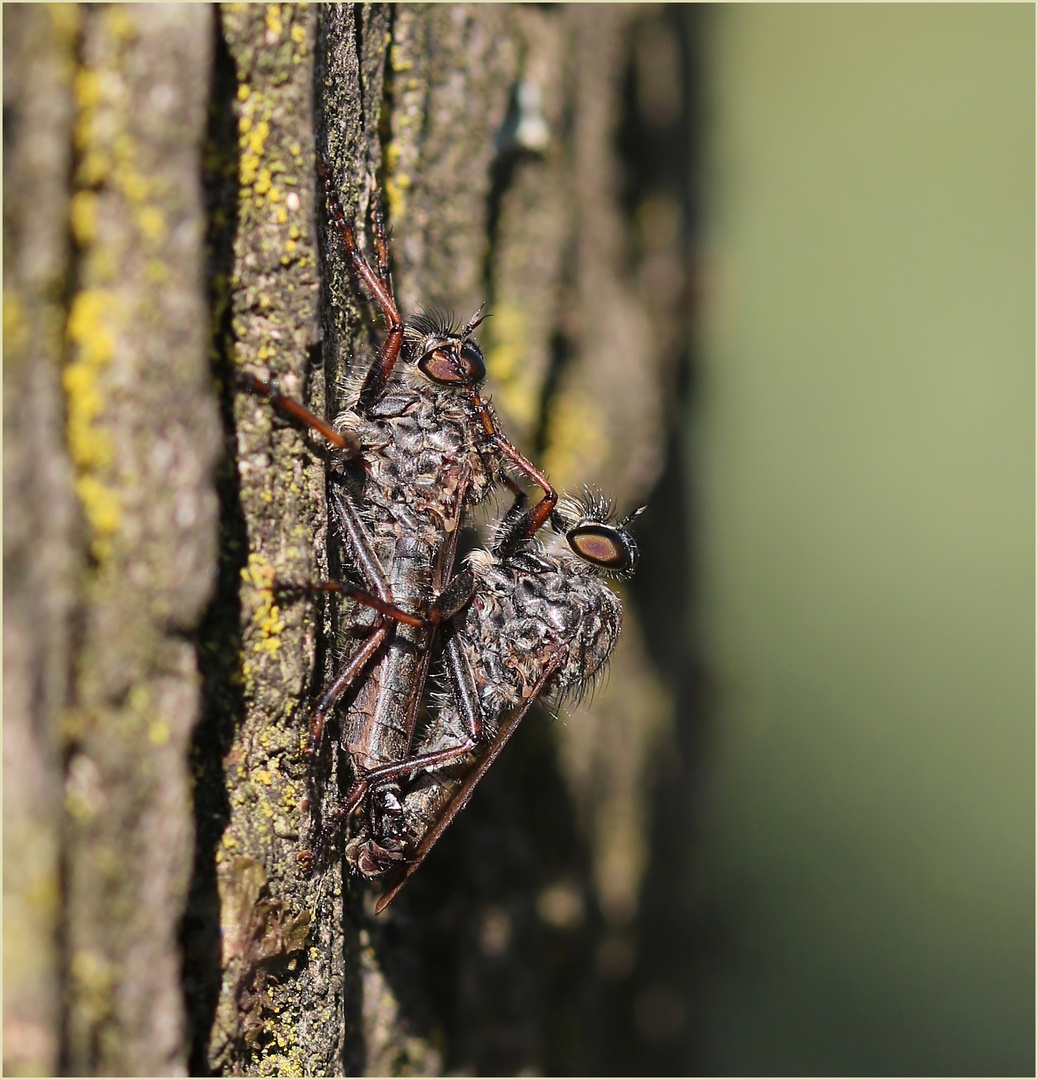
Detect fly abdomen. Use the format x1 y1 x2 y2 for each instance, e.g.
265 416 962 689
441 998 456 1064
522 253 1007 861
343 532 435 773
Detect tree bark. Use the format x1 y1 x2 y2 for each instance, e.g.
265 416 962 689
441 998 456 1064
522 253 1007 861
5 4 219 1075
5 4 689 1074
3 6 80 1075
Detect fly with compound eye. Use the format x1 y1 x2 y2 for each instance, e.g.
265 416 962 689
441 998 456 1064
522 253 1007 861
326 487 643 912
241 154 563 865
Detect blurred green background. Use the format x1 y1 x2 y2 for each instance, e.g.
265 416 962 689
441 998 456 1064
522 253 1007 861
685 5 1033 1074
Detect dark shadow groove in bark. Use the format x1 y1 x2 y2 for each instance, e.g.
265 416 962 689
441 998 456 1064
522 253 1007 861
532 328 570 462
483 85 536 297
55 28 88 1073
373 4 396 201
591 7 705 1073
182 9 245 1073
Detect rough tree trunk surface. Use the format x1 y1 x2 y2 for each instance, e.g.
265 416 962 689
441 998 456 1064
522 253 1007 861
5 5 220 1075
4 4 692 1076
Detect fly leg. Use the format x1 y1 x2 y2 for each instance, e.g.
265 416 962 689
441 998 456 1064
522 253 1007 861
373 661 562 912
488 487 541 559
470 391 559 539
317 154 404 412
298 559 477 873
345 492 552 809
336 487 537 807
238 370 362 459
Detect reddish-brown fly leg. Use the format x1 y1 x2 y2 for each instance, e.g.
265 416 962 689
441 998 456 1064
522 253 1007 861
334 562 478 820
291 484 411 845
304 623 388 813
238 370 361 458
471 390 558 549
306 557 477 855
366 182 393 292
349 608 485 796
374 661 561 913
316 155 404 411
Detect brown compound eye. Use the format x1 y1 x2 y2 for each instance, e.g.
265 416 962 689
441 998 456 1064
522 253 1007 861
417 339 485 386
567 523 639 576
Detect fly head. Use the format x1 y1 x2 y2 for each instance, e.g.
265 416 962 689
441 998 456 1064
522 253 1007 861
406 308 487 388
554 486 642 579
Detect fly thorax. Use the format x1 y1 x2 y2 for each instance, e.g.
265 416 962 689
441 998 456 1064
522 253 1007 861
458 603 516 706
366 383 495 528
507 553 624 695
459 555 561 707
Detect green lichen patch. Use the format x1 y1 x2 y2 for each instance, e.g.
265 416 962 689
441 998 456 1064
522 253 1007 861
541 390 610 493
241 552 286 657
484 300 543 431
63 289 121 559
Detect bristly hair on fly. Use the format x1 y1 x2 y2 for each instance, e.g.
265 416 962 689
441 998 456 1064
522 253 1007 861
556 485 647 531
406 309 464 343
555 485 620 529
547 634 617 715
405 305 488 348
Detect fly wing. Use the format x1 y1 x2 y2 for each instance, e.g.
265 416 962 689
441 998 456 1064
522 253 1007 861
373 660 561 914
399 479 468 751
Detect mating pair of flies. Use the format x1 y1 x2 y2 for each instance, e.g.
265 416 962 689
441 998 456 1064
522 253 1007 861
243 156 642 914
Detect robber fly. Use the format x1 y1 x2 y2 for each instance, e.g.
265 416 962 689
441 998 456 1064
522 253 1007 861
331 487 641 911
242 156 559 860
